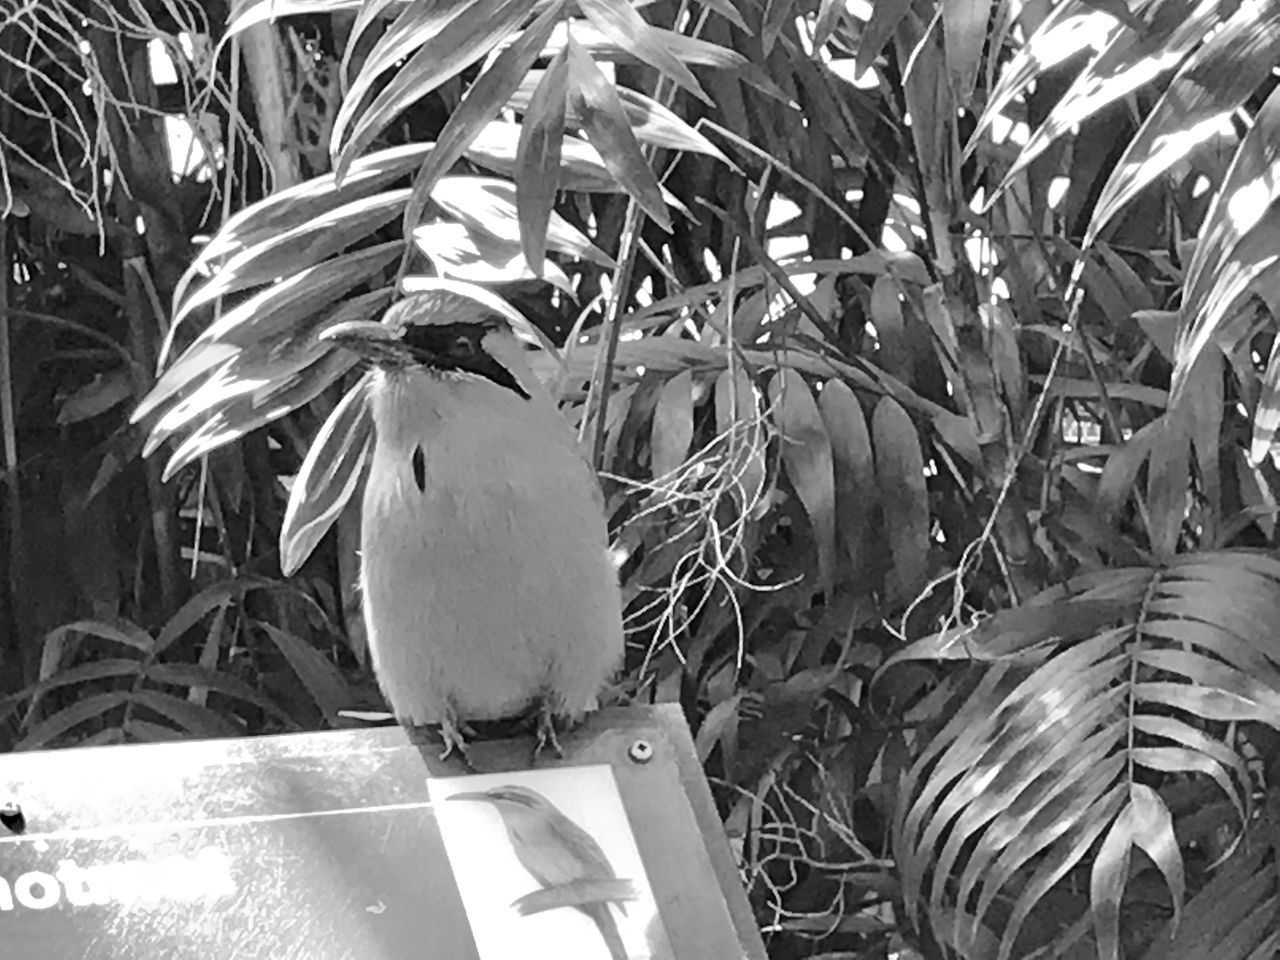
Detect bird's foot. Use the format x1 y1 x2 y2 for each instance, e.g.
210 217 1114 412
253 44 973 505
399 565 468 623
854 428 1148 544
438 717 475 768
534 702 565 761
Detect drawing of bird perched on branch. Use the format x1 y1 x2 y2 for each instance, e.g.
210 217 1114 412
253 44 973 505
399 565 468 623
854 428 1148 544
134 280 624 761
451 784 638 960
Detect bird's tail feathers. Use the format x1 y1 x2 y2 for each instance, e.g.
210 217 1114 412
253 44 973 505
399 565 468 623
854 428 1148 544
583 901 628 960
512 878 637 916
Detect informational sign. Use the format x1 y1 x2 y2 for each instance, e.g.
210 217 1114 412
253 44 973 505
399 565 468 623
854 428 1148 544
0 705 764 959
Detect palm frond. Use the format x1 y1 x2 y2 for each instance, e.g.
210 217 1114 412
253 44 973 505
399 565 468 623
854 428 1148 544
894 551 1280 959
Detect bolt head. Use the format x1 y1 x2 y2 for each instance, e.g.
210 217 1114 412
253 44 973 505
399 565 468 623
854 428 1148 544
0 801 25 834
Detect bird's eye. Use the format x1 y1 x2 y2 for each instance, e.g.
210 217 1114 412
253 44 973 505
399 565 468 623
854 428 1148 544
451 335 476 356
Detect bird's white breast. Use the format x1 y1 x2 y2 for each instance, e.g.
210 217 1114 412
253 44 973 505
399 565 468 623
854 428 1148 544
359 368 623 725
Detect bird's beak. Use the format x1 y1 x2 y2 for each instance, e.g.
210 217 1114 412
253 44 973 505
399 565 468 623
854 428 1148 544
447 791 495 803
320 319 408 365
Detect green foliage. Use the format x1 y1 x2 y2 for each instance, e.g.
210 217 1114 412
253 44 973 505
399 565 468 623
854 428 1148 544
5 0 1280 956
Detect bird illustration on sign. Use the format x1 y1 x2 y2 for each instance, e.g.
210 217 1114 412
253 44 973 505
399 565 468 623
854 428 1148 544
431 765 672 960
450 784 635 960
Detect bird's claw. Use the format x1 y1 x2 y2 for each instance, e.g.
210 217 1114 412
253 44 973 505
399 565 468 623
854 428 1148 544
534 705 565 760
439 718 475 768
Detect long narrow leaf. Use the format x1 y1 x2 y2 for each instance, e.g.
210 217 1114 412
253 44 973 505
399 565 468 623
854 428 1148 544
992 0 1221 201
137 244 399 430
1085 0 1280 246
260 624 355 720
769 369 837 593
160 351 360 480
872 396 928 601
398 0 567 240
340 0 405 87
174 190 407 329
430 176 613 266
334 0 538 178
17 691 131 749
226 0 368 37
132 690 242 737
340 0 456 108
817 379 875 576
281 372 376 575
517 48 569 269
469 120 622 192
512 70 729 159
576 0 712 104
172 143 430 326
564 36 670 229
970 6 1122 151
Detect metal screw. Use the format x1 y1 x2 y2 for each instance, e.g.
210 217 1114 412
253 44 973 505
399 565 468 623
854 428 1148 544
628 739 653 764
0 801 25 834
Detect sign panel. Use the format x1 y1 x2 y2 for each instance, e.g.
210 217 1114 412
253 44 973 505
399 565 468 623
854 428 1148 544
0 704 763 960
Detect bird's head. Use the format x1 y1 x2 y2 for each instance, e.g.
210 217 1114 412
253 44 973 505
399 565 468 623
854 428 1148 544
319 293 533 400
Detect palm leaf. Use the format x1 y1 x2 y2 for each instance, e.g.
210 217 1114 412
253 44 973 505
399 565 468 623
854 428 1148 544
893 551 1280 959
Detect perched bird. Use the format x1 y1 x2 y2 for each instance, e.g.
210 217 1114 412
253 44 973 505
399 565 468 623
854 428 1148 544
450 784 632 960
319 295 623 758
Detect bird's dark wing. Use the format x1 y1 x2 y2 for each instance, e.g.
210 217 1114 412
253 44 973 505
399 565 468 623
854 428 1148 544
500 800 630 956
505 805 618 889
545 808 618 881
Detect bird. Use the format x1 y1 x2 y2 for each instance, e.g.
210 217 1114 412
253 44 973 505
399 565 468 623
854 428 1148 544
318 294 624 760
450 784 633 960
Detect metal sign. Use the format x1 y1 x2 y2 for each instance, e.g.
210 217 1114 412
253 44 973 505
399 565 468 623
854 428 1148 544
0 704 764 959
